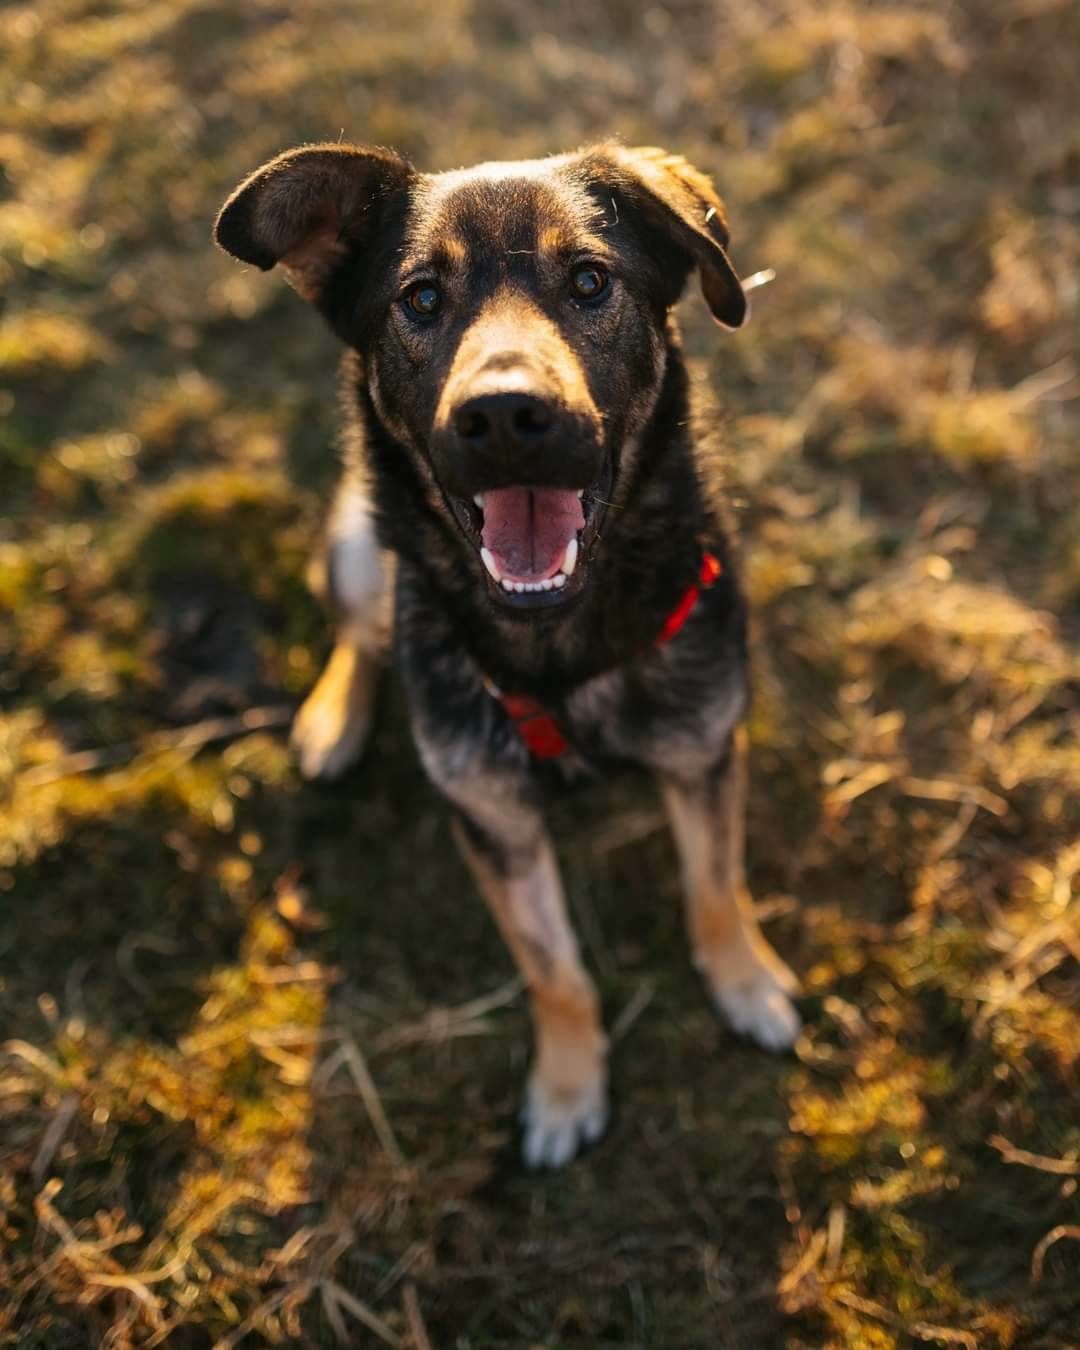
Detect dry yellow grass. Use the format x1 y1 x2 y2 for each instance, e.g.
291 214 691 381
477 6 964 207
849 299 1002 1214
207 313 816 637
1 0 1078 1345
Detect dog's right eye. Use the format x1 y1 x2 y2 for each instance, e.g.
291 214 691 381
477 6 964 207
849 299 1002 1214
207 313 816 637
404 282 441 317
569 265 609 301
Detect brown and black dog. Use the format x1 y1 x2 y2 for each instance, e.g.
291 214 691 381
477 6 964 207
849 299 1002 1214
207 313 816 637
214 142 799 1168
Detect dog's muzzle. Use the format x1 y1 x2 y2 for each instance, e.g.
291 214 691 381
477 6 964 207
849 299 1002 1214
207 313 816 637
431 384 610 611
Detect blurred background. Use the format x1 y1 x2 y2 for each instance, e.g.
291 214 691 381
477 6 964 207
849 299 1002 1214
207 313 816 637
2 1 1078 1345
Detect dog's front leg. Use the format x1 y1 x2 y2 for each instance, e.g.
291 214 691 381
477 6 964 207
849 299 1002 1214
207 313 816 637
660 726 801 1050
453 815 608 1168
292 473 390 779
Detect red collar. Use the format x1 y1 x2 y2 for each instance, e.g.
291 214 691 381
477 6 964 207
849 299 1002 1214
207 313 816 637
487 550 723 760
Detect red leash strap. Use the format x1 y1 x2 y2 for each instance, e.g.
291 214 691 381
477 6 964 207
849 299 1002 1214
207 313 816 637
654 551 723 646
498 691 570 760
488 550 723 760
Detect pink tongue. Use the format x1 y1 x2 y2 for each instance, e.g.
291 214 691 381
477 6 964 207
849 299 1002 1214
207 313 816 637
481 487 584 582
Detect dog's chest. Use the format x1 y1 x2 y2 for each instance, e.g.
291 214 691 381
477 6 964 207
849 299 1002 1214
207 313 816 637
549 650 746 779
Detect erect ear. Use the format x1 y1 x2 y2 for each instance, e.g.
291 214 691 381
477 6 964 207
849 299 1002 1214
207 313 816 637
214 143 414 303
587 144 747 329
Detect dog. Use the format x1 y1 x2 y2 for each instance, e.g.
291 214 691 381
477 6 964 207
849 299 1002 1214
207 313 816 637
214 141 800 1168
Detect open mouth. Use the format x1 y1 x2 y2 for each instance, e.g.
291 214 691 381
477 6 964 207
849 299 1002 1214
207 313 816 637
449 467 610 609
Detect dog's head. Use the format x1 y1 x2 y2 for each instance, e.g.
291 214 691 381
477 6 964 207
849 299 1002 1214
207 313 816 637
215 143 745 611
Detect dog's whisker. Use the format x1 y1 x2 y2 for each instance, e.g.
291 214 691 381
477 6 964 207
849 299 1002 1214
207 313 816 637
741 267 776 292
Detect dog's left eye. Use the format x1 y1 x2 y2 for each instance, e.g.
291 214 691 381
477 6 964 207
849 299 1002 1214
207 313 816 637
404 282 441 317
569 266 609 301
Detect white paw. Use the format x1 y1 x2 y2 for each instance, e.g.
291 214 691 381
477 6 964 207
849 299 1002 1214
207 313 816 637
520 1073 609 1169
713 972 801 1051
290 698 370 780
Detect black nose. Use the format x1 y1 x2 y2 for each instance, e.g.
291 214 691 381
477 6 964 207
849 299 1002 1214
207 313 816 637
452 392 555 454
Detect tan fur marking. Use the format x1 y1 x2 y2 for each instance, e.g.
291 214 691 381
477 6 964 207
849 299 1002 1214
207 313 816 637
292 474 390 780
537 223 571 256
434 291 602 446
437 234 468 268
453 822 608 1136
291 638 380 780
660 727 800 1048
529 980 607 1100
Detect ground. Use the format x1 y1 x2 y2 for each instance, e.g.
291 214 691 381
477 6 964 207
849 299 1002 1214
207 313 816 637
1 1 1079 1346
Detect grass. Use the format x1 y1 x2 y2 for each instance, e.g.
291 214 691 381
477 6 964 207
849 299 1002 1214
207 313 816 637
1 0 1078 1345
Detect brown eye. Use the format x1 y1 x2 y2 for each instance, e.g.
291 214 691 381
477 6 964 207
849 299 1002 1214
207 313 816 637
405 283 441 317
570 265 609 301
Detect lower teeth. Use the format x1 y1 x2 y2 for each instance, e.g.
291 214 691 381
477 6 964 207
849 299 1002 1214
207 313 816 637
502 573 568 594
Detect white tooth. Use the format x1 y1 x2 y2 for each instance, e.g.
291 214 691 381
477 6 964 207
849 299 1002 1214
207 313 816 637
562 537 578 576
514 582 525 593
553 573 566 589
576 489 584 498
501 578 514 592
480 547 502 582
541 578 553 590
473 494 485 508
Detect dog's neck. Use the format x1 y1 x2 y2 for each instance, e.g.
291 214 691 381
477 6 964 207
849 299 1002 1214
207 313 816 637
347 338 732 693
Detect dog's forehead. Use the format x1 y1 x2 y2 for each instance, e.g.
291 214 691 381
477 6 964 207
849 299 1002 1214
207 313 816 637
405 154 606 259
433 152 579 185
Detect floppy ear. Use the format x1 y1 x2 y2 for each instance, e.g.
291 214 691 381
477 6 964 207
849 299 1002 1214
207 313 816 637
588 144 747 329
214 143 414 302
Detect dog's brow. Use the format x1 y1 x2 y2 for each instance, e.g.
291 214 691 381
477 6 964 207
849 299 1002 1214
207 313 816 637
429 235 469 270
532 222 615 265
537 224 573 256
